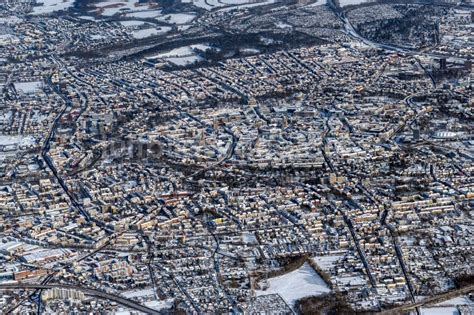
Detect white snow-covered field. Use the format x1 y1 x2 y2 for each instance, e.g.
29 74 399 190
0 16 23 25
240 48 261 54
131 27 171 39
242 232 258 244
421 307 459 315
125 10 162 18
147 43 212 65
78 15 97 21
31 0 75 15
14 81 42 93
420 296 472 315
122 288 155 299
0 135 36 147
120 20 148 27
312 255 342 270
144 299 174 311
256 262 330 306
166 55 203 66
334 275 366 286
156 13 196 25
91 0 159 17
0 34 18 45
435 296 473 306
339 0 373 7
148 44 211 59
275 21 292 29
218 0 275 12
305 0 326 7
184 0 274 11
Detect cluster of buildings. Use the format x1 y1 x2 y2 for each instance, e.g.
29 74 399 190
0 0 472 313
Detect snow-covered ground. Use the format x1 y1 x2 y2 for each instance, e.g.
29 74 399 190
149 44 210 58
167 55 204 66
144 299 174 311
418 296 472 315
339 0 373 7
183 0 274 11
435 296 473 306
120 20 148 27
147 44 211 65
275 21 292 29
0 135 36 146
125 10 162 18
30 0 75 15
14 81 42 94
218 0 275 12
91 0 159 17
156 13 196 25
421 307 459 315
305 0 326 7
77 15 97 21
256 262 330 307
312 255 342 270
242 232 258 244
0 16 23 25
0 34 19 45
240 48 261 54
334 275 366 286
131 27 171 39
122 288 155 299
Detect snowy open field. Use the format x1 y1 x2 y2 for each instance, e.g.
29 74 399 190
147 44 211 65
435 296 473 306
305 0 326 6
90 0 160 17
31 0 75 15
124 10 161 18
0 135 36 147
119 20 147 27
312 255 342 270
421 307 459 315
156 13 196 25
14 81 42 94
182 0 275 11
131 26 171 39
420 296 472 315
256 262 330 306
339 0 374 7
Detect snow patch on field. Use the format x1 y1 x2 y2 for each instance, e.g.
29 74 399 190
312 255 342 270
156 13 196 24
419 296 472 315
131 27 171 39
339 0 373 7
305 0 326 7
435 296 473 306
184 0 274 11
125 10 162 18
14 81 42 93
144 299 174 311
120 20 147 27
148 44 211 59
256 262 330 306
0 135 36 146
91 0 159 17
421 307 459 315
31 0 75 15
146 44 213 65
